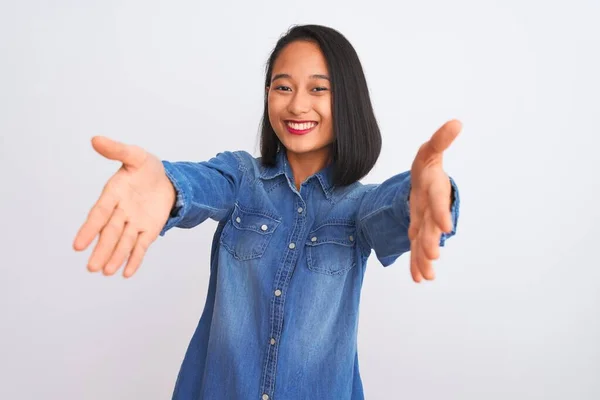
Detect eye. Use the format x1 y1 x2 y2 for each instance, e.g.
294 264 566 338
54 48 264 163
275 85 291 92
312 87 329 92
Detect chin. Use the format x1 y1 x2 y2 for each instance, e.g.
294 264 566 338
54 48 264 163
280 142 313 155
281 141 330 156
275 127 333 156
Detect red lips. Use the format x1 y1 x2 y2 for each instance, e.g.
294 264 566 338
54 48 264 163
285 120 318 135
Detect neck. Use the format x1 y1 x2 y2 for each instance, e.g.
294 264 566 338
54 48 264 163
286 148 331 191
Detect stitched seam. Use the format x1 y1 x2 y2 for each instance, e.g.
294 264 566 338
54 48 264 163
234 202 283 222
265 179 286 194
310 219 355 233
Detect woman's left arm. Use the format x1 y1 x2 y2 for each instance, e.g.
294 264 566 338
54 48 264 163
356 119 462 283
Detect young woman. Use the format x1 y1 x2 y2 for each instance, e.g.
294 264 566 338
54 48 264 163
73 24 461 400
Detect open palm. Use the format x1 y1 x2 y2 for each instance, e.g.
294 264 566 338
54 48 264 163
408 119 461 282
73 137 176 277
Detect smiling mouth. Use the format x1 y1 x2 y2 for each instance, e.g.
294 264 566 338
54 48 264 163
285 120 318 135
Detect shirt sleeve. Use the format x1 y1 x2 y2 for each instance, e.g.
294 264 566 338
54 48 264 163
159 151 243 236
356 171 460 266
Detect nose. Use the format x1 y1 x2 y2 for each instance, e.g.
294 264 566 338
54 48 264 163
287 91 311 116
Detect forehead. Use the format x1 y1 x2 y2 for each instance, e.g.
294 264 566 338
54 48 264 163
272 40 329 77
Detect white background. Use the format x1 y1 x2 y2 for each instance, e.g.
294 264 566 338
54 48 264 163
1 0 598 398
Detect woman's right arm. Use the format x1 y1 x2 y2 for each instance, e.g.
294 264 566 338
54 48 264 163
160 151 243 236
72 136 242 278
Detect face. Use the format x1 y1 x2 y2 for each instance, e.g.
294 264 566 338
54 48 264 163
267 40 334 161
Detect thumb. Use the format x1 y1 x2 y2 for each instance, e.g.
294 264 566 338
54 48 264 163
91 136 147 168
428 119 462 154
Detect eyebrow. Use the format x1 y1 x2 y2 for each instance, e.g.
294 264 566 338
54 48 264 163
271 73 330 83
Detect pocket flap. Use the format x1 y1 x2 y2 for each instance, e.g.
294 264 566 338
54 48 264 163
306 221 356 247
231 204 280 235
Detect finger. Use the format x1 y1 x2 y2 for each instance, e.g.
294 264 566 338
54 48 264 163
103 222 139 276
91 136 147 168
428 119 462 155
408 193 423 241
123 231 153 278
421 209 442 260
87 207 127 272
428 179 453 233
417 245 434 280
73 191 118 251
410 238 423 283
408 218 420 241
417 229 435 280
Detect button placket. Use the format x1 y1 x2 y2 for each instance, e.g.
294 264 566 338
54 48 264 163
260 191 310 398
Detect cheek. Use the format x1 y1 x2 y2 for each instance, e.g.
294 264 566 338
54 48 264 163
316 97 332 118
316 100 333 128
268 96 285 120
267 98 279 126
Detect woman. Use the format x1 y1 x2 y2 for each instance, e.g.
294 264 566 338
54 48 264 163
73 24 461 400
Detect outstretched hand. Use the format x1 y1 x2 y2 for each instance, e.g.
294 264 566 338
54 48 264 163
408 119 461 283
73 136 176 278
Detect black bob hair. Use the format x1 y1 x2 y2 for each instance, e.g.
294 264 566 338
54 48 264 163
259 24 382 187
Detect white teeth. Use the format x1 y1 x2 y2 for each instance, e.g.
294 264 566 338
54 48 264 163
287 121 317 130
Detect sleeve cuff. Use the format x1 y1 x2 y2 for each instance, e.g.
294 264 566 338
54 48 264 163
440 176 460 246
159 161 192 237
402 175 460 247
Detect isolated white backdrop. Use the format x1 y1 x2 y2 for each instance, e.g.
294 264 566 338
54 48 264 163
1 1 598 399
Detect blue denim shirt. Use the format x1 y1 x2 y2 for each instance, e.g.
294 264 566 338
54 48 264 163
160 149 460 400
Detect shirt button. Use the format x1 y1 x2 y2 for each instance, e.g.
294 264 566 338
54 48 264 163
274 289 282 297
262 395 269 400
297 207 303 213
288 242 296 249
261 224 268 231
311 236 317 242
349 235 354 242
270 338 276 345
235 217 241 223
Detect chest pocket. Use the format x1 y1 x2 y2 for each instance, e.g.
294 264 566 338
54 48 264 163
305 220 357 275
220 203 281 261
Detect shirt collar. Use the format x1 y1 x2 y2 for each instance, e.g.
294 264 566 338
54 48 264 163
259 149 334 199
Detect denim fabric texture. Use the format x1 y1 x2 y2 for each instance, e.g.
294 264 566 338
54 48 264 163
160 149 460 400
